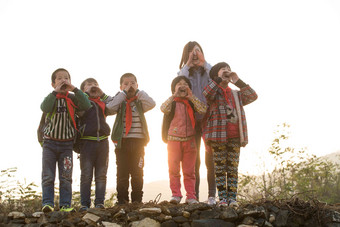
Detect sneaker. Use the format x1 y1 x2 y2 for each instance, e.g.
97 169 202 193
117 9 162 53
42 205 54 213
78 206 88 212
169 196 181 204
185 198 199 204
228 199 239 208
207 196 217 206
60 206 75 212
95 204 105 209
219 198 228 207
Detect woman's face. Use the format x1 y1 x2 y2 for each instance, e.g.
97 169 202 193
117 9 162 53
190 45 202 65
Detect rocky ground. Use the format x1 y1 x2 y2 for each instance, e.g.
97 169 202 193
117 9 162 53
1 198 340 227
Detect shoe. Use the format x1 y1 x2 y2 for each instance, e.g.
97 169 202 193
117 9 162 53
219 198 228 207
42 205 54 213
169 196 181 204
185 198 199 204
78 206 88 212
95 204 105 209
207 196 217 206
60 206 75 212
228 199 239 208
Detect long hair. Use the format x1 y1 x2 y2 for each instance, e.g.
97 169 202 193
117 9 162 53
179 41 204 69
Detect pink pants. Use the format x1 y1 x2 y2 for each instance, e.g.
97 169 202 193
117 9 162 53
167 138 197 199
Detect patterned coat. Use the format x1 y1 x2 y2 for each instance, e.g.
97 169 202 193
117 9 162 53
202 80 257 147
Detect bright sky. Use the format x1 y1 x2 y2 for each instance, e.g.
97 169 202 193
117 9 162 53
0 0 340 191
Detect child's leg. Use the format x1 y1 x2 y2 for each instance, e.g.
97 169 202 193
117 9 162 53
42 140 58 207
182 138 197 199
80 140 95 208
211 143 228 201
205 150 216 198
115 141 130 204
57 141 73 207
94 139 109 206
167 140 183 198
226 145 240 201
130 139 145 203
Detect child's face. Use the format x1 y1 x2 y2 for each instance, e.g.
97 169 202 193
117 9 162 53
83 81 99 93
175 79 190 97
52 71 71 88
121 76 138 97
217 66 231 79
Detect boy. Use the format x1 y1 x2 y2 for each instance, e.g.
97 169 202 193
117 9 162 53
106 73 156 204
78 78 114 212
203 62 258 207
161 76 207 204
40 68 91 212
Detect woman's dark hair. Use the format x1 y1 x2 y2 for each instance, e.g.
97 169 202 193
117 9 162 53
171 76 192 94
179 41 204 69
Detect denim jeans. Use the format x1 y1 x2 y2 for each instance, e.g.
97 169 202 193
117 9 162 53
194 121 216 200
80 139 109 207
42 139 73 207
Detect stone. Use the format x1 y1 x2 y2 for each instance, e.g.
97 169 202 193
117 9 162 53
182 211 190 218
242 216 255 225
269 213 275 223
24 218 38 224
139 207 162 215
324 210 340 223
32 212 44 218
173 216 188 223
130 217 160 227
220 207 238 221
185 203 211 212
87 208 112 218
60 219 74 227
102 221 122 227
168 207 184 217
161 220 178 227
127 211 139 222
191 219 235 227
274 210 288 227
48 211 69 224
113 208 126 219
199 210 220 219
8 212 25 219
82 213 100 224
241 206 266 219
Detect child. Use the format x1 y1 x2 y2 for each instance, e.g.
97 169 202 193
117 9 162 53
106 73 155 204
178 41 216 204
40 68 91 212
161 76 207 204
203 62 258 207
78 78 114 211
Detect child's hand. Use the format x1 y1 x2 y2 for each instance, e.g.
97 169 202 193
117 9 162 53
227 72 239 84
186 87 193 99
87 86 103 98
55 81 75 93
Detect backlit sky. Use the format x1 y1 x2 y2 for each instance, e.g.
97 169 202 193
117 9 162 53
0 0 339 191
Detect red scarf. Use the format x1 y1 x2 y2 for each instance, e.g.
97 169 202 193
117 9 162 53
89 97 106 117
125 96 138 136
56 92 78 130
174 97 195 129
218 85 235 108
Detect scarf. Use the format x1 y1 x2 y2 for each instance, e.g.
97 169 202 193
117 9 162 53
174 97 195 129
89 97 106 117
56 92 78 129
125 96 138 136
218 85 235 108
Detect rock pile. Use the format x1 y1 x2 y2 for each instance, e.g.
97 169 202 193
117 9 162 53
1 199 340 227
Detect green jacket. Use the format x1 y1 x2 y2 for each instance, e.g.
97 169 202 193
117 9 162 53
111 99 150 149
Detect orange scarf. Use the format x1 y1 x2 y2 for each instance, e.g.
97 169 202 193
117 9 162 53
174 97 195 129
56 92 78 129
125 96 137 136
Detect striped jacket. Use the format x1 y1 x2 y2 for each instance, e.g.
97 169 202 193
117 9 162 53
202 80 257 147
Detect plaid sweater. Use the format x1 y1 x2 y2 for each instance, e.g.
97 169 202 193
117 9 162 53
202 80 257 147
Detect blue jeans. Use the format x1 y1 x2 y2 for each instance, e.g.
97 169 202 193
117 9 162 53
42 139 73 207
80 139 109 207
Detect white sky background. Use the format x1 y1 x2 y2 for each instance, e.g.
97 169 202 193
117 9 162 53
0 0 340 190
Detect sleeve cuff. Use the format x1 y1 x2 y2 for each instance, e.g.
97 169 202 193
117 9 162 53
72 87 79 93
235 79 247 88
